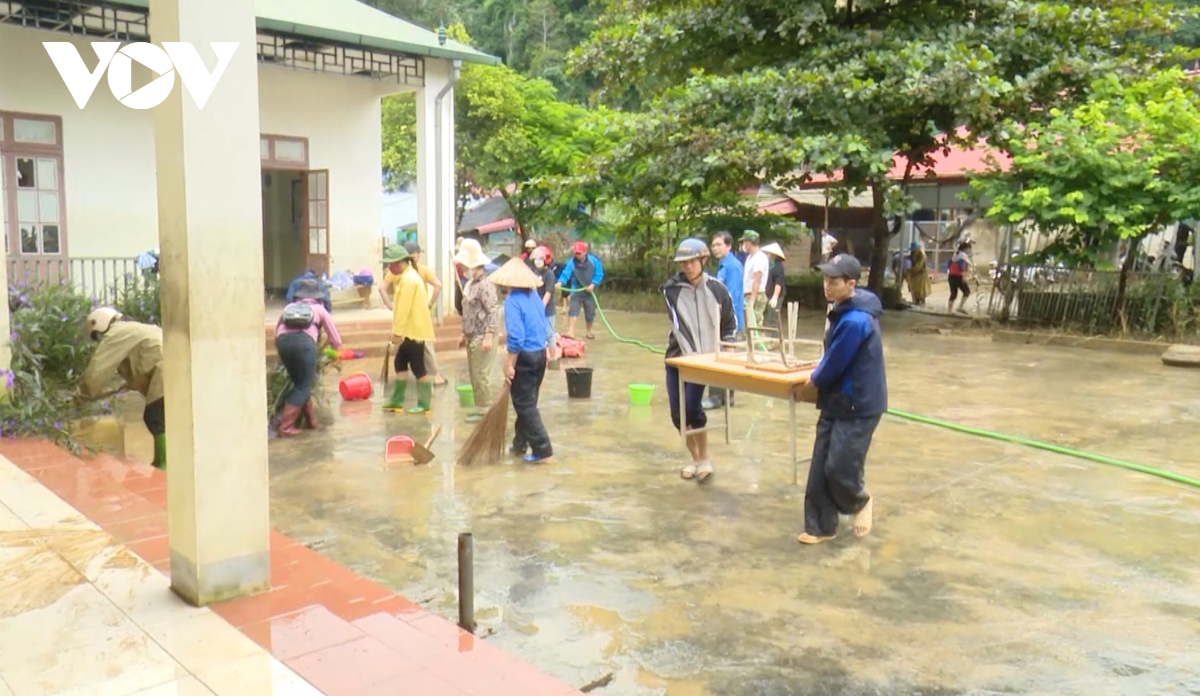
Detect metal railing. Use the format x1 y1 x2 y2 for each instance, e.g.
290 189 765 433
8 257 144 304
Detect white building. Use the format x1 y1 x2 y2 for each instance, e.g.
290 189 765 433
0 0 495 302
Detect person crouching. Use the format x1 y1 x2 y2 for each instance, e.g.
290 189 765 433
490 258 554 463
274 278 342 436
80 308 168 470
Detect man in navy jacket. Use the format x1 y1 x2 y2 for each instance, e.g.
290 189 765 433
793 254 887 544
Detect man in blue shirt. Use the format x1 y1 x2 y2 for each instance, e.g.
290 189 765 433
556 241 605 339
491 258 554 464
793 254 888 546
703 231 744 410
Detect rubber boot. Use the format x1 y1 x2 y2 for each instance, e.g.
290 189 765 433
152 433 167 471
383 381 408 412
406 381 433 414
278 403 302 436
301 399 318 429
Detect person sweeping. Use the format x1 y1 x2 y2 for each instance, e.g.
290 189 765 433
662 238 738 483
274 278 342 436
491 258 554 464
454 238 498 424
905 241 932 306
381 244 437 414
79 307 167 470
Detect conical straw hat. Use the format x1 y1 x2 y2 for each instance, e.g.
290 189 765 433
488 257 542 289
761 242 785 259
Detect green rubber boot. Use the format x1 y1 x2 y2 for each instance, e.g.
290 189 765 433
152 434 167 472
383 381 408 411
406 381 433 414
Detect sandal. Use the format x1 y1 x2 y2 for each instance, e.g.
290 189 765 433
695 461 714 483
680 463 697 480
586 332 596 340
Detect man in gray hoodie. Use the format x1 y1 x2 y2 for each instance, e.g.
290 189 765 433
662 238 738 483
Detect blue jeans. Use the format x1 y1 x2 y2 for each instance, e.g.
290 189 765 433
665 365 707 432
275 332 317 406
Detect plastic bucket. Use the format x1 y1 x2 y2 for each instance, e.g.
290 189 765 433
338 371 373 401
456 384 476 407
566 367 593 399
628 383 655 405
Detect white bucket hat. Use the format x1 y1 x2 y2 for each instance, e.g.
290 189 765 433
453 238 491 269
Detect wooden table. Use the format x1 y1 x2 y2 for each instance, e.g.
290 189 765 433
666 353 816 484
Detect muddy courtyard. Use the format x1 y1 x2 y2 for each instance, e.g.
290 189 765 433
265 311 1200 696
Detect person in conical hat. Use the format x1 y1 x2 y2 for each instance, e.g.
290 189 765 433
490 258 553 463
454 239 498 423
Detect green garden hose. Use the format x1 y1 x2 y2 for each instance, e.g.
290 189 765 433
564 287 1200 490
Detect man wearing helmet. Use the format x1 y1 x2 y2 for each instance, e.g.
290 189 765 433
662 238 738 483
80 307 167 470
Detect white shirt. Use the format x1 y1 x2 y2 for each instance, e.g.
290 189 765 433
822 233 837 257
743 250 769 294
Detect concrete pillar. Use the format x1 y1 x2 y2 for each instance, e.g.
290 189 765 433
0 171 9 375
415 59 458 319
150 0 270 605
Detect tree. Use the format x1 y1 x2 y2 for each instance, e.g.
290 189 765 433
971 68 1200 325
573 0 1175 295
381 25 596 239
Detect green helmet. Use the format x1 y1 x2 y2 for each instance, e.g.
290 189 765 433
673 237 710 262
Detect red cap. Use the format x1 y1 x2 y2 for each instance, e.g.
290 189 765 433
572 241 587 254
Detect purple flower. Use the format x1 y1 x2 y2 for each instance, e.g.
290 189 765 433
1 370 13 389
54 421 63 430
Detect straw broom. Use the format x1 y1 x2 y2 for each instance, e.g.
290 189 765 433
455 384 510 466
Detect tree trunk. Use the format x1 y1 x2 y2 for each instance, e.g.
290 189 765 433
867 180 890 296
1113 233 1143 328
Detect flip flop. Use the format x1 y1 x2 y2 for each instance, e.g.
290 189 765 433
680 463 697 480
796 533 836 545
586 333 596 339
695 461 714 483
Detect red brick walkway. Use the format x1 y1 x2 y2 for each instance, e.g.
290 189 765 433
0 439 583 696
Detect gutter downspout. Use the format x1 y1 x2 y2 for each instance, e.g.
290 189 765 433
433 59 462 320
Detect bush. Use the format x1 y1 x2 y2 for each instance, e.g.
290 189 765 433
784 272 827 310
113 273 161 325
1 281 106 450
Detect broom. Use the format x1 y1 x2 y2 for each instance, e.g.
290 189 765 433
455 384 510 466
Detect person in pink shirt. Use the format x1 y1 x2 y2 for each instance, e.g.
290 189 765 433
274 278 342 436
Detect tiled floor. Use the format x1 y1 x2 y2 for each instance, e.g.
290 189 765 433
0 439 583 696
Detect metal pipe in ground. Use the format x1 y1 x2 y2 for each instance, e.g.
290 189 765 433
457 532 476 633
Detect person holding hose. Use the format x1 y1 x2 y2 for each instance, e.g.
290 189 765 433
762 242 787 327
454 238 498 424
491 258 554 464
792 254 887 544
381 244 437 414
80 307 167 470
663 238 738 483
274 278 343 436
555 241 604 340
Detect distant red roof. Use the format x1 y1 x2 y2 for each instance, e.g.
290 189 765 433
803 129 1009 185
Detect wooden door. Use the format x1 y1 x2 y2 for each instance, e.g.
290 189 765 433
302 169 329 276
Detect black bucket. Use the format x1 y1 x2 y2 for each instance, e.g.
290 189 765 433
565 367 593 399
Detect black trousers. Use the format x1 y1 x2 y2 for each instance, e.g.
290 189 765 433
275 331 317 406
804 414 881 536
143 397 166 436
510 350 552 457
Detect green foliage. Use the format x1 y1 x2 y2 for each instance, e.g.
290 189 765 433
573 0 1176 295
382 24 599 237
113 274 161 326
1 281 104 450
361 0 605 101
1016 275 1200 338
972 68 1200 319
